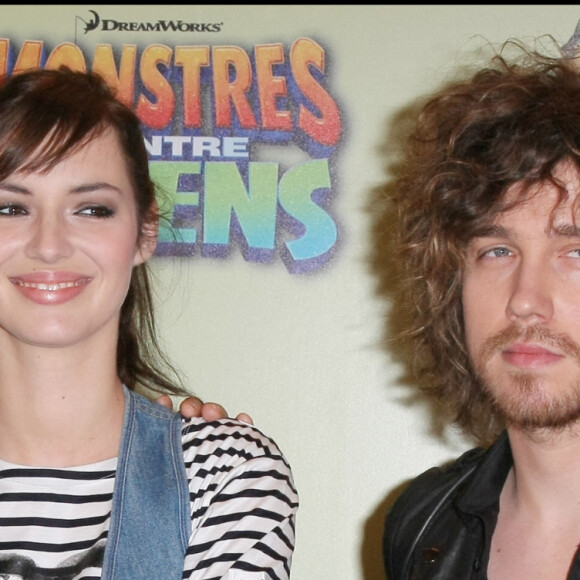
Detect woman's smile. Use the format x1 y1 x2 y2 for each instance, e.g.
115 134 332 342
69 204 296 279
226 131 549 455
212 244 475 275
9 273 92 305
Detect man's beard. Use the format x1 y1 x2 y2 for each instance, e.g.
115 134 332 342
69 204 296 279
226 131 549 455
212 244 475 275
475 324 580 430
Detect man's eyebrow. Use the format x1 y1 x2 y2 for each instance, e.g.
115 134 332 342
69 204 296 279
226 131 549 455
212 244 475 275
470 224 508 238
551 223 580 237
470 223 580 238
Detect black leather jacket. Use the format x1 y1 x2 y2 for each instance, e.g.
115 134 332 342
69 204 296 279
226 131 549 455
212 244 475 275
383 433 511 579
383 431 580 579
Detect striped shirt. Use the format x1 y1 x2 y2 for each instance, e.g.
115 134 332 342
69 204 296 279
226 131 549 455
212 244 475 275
0 417 298 579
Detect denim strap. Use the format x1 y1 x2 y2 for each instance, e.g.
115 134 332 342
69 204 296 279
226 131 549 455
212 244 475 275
102 387 190 580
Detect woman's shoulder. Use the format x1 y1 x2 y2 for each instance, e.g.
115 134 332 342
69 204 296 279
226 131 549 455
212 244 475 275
180 416 291 469
180 417 298 507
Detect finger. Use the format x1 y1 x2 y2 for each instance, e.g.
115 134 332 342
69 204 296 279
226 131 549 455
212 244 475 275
236 412 254 425
156 394 174 410
201 402 228 421
179 397 204 418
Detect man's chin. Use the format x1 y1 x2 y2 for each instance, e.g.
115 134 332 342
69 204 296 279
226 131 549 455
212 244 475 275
483 373 580 430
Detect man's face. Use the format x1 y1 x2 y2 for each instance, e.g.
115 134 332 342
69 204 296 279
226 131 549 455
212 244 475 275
462 163 580 430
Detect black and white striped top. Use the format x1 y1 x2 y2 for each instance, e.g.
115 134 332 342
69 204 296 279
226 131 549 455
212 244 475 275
0 417 298 579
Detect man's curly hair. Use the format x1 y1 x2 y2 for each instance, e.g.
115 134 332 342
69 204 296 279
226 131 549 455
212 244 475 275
390 40 580 445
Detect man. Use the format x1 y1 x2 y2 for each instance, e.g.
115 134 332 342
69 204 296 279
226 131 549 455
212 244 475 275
382 33 580 579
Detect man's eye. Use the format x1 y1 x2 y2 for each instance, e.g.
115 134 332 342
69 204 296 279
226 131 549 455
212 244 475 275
76 206 115 218
483 247 511 258
0 204 27 216
567 248 580 258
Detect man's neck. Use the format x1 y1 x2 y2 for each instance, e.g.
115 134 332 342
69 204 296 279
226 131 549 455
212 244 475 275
487 424 580 580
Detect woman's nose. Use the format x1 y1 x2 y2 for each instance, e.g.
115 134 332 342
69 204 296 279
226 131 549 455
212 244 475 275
25 214 73 262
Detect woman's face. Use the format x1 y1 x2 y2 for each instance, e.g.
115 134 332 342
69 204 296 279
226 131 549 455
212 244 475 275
0 128 157 350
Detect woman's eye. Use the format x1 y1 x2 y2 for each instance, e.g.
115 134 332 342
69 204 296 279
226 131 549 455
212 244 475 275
76 206 115 218
0 204 27 216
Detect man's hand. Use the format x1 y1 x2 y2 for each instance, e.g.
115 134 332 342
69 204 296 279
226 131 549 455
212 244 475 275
156 394 254 424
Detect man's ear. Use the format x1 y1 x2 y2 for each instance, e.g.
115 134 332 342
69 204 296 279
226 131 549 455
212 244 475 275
134 202 159 265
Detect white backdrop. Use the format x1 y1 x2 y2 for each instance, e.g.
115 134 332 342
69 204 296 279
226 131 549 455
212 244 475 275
3 5 580 579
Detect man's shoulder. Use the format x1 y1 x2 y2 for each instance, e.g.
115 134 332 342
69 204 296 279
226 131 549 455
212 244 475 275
383 446 486 576
391 446 484 518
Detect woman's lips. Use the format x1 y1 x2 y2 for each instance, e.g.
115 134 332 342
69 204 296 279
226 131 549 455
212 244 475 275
502 343 565 368
9 275 92 305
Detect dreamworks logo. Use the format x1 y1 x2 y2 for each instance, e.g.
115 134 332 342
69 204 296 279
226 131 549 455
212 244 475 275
77 9 223 33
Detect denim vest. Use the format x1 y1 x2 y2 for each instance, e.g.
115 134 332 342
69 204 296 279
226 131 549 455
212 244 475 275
101 387 191 580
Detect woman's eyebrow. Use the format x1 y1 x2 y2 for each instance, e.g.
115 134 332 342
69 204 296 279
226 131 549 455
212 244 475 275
69 182 123 195
0 181 124 195
0 182 30 194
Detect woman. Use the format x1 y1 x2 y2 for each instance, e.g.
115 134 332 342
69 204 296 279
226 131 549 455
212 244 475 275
0 67 298 579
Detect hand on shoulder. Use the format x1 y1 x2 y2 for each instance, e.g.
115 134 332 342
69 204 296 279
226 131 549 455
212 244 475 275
155 394 254 424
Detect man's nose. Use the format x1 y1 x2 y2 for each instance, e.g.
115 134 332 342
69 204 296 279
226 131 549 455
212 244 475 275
506 256 554 324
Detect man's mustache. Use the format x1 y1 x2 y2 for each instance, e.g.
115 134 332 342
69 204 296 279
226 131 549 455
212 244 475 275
477 324 580 366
